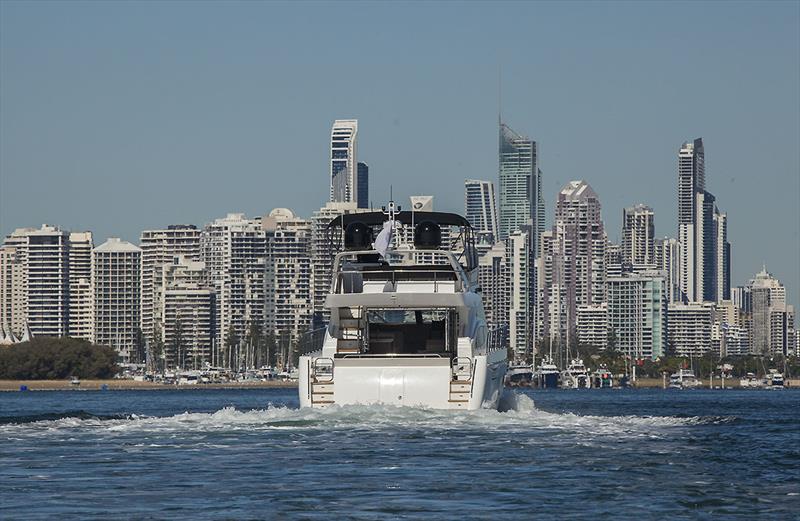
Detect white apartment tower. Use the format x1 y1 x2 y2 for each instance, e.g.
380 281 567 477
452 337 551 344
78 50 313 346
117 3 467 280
92 238 142 361
18 225 70 337
607 272 667 360
68 231 94 340
622 204 655 265
0 243 26 338
262 208 313 342
655 237 682 303
538 181 606 347
507 230 532 359
201 213 267 354
667 302 715 357
139 225 201 346
749 267 795 355
576 304 608 350
159 256 214 369
477 242 509 343
465 179 499 244
330 119 359 204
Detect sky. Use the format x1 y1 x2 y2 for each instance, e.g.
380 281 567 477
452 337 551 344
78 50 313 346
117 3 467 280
1 1 798 308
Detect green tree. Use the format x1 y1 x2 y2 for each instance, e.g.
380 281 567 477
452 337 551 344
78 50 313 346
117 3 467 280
0 337 119 379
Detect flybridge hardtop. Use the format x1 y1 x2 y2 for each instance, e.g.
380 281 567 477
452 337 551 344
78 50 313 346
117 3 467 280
298 205 507 410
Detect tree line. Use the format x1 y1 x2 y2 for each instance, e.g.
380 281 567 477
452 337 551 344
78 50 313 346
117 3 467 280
0 337 119 379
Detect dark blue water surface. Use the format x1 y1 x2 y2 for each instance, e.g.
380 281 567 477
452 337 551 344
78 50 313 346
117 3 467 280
1 388 798 520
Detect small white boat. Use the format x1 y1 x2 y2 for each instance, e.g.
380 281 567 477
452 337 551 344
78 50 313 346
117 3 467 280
739 372 763 389
506 362 534 386
764 369 784 390
591 365 613 388
669 369 702 389
561 359 590 389
533 357 560 389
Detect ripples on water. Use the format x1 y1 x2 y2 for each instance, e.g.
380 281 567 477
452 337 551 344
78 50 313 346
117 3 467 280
1 389 798 519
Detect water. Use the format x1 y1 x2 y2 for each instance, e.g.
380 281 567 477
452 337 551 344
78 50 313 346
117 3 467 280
1 388 798 519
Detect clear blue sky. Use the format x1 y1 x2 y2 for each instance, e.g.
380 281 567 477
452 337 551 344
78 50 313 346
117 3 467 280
1 1 798 308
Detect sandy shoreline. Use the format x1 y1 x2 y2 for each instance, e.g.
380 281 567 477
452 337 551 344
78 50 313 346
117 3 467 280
0 379 298 391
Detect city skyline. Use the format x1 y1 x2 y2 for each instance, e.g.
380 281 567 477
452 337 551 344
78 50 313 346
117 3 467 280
1 2 798 310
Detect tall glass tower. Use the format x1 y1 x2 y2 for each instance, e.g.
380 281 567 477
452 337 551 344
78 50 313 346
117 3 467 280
498 122 544 253
464 179 498 243
330 120 358 204
357 162 369 209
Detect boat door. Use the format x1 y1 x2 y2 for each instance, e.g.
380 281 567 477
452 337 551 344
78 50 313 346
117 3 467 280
378 368 405 405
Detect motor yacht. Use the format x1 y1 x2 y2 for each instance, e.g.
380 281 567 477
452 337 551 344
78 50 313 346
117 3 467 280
591 365 613 388
298 205 507 409
561 359 590 389
668 368 702 389
533 356 560 389
506 362 534 387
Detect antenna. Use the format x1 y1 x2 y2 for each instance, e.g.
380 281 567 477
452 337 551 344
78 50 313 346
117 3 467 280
498 63 503 126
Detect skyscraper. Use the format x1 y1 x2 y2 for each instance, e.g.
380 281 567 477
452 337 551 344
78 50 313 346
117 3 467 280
538 180 606 346
92 238 142 361
498 122 544 251
464 179 499 243
622 204 655 265
357 162 369 209
607 272 667 360
330 119 359 204
507 229 532 358
677 138 729 304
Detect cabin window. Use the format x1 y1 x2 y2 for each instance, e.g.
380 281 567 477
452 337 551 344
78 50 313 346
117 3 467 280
365 308 456 355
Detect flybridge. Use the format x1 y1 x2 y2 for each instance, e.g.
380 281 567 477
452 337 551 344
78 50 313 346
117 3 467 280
325 204 479 273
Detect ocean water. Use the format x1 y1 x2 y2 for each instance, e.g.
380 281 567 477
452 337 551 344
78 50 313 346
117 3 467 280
1 388 798 520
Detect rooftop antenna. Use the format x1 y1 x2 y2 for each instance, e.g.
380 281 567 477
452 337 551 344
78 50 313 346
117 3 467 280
498 63 502 126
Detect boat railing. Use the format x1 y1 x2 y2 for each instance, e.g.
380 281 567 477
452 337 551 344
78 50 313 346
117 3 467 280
335 266 462 294
312 357 334 382
452 356 473 381
337 353 446 359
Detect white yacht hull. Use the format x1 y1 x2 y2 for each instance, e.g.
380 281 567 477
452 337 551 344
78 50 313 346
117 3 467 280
299 353 507 410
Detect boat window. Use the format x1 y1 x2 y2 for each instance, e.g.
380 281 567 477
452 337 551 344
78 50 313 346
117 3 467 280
365 308 455 355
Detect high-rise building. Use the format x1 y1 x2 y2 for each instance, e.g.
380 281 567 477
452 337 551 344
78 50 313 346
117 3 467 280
677 138 729 304
607 272 667 360
20 225 70 337
158 256 214 369
622 204 655 265
667 302 715 357
330 119 359 204
465 179 499 244
92 238 142 361
538 181 606 346
0 242 26 338
310 201 365 326
498 122 544 251
68 231 94 340
357 162 369 209
201 214 267 356
713 210 731 302
655 237 682 303
262 208 313 342
478 241 509 345
139 225 201 346
749 267 795 355
507 230 532 358
576 304 608 350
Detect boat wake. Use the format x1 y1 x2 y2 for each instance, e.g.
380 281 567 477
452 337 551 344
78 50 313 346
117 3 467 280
0 391 734 440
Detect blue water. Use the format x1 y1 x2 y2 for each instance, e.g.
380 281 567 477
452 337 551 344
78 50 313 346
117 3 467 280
1 388 798 519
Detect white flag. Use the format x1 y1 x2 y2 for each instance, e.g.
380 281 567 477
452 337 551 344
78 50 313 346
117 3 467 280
372 220 394 258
